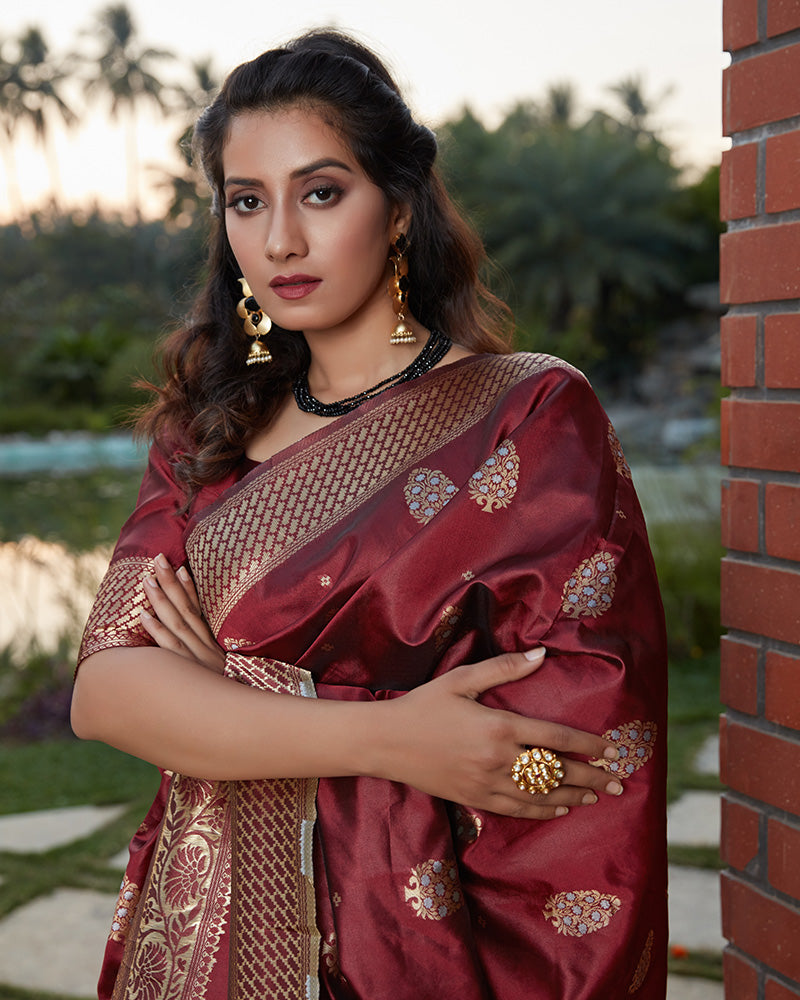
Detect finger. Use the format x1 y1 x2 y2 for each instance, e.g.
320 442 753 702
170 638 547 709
448 648 546 700
483 792 572 821
176 565 202 615
143 575 216 658
140 609 190 656
514 718 618 764
150 559 216 650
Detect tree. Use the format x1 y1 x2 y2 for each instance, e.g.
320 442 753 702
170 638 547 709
0 28 75 218
440 96 699 381
81 3 175 217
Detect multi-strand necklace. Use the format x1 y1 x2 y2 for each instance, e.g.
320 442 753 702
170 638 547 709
292 329 452 417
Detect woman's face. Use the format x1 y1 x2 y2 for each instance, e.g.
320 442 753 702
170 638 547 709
223 106 408 337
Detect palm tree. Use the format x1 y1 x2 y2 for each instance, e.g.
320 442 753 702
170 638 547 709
0 35 27 220
16 28 76 211
81 3 175 217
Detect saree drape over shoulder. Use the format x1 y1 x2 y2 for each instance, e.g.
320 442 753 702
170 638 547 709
79 353 668 1000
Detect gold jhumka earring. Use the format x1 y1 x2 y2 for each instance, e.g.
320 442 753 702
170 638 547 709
236 278 273 365
388 233 415 345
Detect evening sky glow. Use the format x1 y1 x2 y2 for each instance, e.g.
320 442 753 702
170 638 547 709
1 0 726 218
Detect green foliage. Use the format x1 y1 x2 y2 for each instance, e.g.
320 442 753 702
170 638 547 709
649 521 722 659
0 211 205 431
439 100 719 381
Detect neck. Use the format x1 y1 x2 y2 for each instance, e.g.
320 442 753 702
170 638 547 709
303 319 424 402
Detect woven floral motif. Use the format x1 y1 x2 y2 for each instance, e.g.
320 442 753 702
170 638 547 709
127 941 170 1000
404 468 459 525
468 439 520 513
608 423 632 479
543 890 622 937
596 721 657 778
561 550 617 618
628 929 654 993
109 874 141 943
223 637 251 652
434 604 463 652
404 859 463 921
451 806 483 845
321 931 343 983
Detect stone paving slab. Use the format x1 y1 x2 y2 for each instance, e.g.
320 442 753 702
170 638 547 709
0 888 114 996
0 804 126 853
668 865 724 952
694 734 720 776
667 975 724 999
667 791 720 847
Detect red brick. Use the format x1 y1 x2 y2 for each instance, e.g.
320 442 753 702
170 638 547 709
724 0 760 49
766 132 800 213
765 314 800 388
720 399 800 472
721 717 800 812
768 0 800 37
766 483 800 560
721 145 759 221
765 650 800 728
720 635 760 714
723 46 800 133
722 872 800 980
721 478 760 552
769 816 800 898
721 559 800 644
721 794 761 870
721 314 758 386
720 224 800 304
766 978 800 1000
724 948 760 1000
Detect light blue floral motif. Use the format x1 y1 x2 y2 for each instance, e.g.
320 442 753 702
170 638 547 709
543 890 622 937
404 468 459 525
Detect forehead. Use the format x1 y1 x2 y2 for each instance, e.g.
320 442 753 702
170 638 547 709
222 106 360 178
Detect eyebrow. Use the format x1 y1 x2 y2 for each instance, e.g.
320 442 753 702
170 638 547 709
224 158 353 189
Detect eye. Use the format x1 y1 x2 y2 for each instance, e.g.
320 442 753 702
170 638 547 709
228 194 264 214
304 184 342 206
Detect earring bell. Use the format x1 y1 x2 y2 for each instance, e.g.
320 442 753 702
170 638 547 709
388 233 415 345
236 278 273 365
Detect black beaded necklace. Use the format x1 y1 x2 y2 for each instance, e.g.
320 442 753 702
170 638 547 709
292 329 452 417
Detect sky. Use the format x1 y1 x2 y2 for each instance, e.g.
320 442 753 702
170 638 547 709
2 0 726 218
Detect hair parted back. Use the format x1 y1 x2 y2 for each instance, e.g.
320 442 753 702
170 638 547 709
139 29 513 500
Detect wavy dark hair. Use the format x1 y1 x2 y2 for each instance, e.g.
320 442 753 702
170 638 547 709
139 29 513 499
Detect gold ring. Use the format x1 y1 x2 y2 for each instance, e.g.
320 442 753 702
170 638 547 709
511 747 565 795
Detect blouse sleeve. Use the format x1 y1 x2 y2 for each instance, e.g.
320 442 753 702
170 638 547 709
77 445 195 666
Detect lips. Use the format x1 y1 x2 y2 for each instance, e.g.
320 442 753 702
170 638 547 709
269 274 322 300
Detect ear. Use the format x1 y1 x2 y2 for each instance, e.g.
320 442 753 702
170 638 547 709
390 201 412 237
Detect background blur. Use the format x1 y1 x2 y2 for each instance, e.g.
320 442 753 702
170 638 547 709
0 2 725 992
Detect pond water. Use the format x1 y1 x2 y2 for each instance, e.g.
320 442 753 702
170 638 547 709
0 433 146 476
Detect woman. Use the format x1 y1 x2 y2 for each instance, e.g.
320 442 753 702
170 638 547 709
72 30 667 1000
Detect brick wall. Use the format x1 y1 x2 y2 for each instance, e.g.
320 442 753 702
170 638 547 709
719 0 800 996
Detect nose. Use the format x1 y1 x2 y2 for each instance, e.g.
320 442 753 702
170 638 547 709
263 204 307 262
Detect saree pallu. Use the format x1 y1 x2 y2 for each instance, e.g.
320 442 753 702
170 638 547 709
79 352 668 1000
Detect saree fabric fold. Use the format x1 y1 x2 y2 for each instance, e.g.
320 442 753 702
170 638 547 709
79 352 668 999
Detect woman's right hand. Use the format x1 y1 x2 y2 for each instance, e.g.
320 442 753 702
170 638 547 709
377 648 622 820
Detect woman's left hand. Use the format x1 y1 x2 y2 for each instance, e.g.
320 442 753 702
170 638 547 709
140 554 226 674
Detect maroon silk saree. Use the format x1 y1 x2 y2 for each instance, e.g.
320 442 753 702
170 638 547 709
79 353 668 999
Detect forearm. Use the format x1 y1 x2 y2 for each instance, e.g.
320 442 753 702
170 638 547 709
71 647 384 781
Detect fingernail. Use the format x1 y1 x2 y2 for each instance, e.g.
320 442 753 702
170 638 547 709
177 566 190 582
140 609 152 621
603 746 619 760
156 553 169 570
582 792 598 805
555 806 569 817
605 780 624 796
523 647 546 662
144 574 158 588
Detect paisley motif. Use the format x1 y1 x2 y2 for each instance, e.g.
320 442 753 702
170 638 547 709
543 889 622 937
404 859 463 921
595 721 657 778
561 550 617 618
468 440 520 513
404 468 458 524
